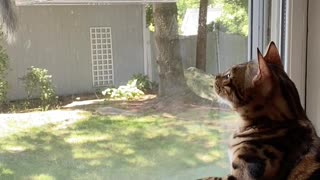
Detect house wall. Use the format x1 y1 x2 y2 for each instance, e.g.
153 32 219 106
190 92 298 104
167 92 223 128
4 5 144 100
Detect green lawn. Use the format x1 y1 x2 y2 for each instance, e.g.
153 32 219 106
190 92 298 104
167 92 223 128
0 108 237 180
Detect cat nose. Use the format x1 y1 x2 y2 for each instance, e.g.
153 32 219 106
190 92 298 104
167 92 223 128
214 74 221 80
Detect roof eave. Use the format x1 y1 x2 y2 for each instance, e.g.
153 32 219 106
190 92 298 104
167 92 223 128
15 0 177 6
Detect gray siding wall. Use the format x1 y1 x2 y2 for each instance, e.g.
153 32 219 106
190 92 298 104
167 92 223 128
5 5 144 100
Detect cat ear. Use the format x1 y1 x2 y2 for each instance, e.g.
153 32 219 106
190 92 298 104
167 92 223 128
253 48 272 89
264 41 283 68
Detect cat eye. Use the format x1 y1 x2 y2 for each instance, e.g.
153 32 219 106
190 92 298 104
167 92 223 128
224 73 231 79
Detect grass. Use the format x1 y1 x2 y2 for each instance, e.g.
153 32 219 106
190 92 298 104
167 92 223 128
0 108 237 180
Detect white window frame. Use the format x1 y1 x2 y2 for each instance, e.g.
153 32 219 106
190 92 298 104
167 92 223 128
249 0 283 57
270 0 285 60
284 0 308 108
249 0 308 108
248 0 270 60
90 27 115 87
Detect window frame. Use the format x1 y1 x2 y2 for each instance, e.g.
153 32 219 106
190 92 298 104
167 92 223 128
248 0 270 60
249 0 308 108
284 0 308 108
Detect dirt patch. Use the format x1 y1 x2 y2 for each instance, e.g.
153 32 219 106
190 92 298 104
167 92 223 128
61 93 220 117
96 107 137 116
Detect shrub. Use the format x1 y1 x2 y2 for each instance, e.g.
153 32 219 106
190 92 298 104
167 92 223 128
128 73 157 93
0 79 8 104
102 79 144 100
0 44 9 105
21 66 57 110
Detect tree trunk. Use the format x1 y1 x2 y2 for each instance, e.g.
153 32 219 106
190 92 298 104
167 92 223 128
196 0 208 71
153 3 187 97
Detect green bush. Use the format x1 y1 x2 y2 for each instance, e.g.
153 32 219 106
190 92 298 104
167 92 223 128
0 44 9 105
128 73 157 93
21 66 57 110
0 80 8 104
102 79 144 100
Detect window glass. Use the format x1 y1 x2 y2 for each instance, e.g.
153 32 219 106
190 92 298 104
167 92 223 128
0 0 278 179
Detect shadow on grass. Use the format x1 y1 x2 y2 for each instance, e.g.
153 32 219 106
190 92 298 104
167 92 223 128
0 111 235 180
0 127 74 180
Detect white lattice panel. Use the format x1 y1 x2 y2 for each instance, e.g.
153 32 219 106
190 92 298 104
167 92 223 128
90 27 114 87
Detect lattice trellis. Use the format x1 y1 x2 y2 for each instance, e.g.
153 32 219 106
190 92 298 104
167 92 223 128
90 27 114 87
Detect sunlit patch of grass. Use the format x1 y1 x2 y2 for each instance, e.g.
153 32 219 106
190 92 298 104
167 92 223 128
88 159 102 166
186 125 211 136
125 155 156 167
0 139 36 153
29 174 56 180
167 147 178 156
65 133 113 144
216 111 239 121
208 109 239 120
1 145 28 153
108 115 128 121
183 158 198 167
72 148 111 160
123 148 135 155
120 126 138 136
0 164 14 179
196 150 223 163
144 127 170 139
204 139 219 148
109 143 132 154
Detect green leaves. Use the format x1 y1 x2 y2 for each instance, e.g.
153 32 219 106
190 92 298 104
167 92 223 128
145 0 248 36
101 74 157 100
102 81 144 100
128 73 156 93
21 66 57 110
0 43 9 105
214 0 248 36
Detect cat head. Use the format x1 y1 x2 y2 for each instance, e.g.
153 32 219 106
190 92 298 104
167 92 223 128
215 42 302 118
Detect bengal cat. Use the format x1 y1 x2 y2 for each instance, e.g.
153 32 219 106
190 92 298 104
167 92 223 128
198 42 320 180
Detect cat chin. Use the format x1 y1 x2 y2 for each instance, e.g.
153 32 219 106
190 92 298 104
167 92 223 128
216 96 234 108
214 89 234 108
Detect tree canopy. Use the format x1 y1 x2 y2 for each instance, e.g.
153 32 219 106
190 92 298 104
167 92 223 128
214 0 248 36
147 0 248 36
